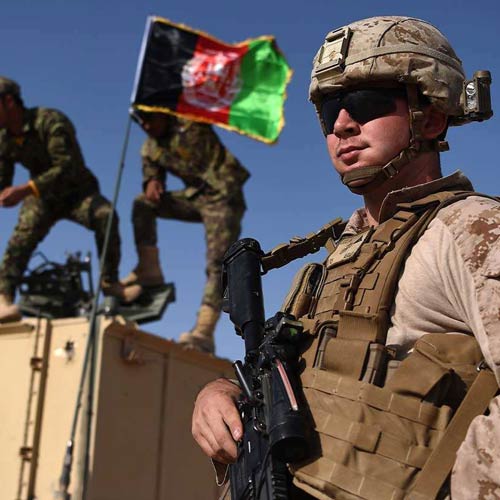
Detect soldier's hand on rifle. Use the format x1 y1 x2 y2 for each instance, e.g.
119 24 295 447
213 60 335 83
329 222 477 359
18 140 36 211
0 183 34 207
145 179 164 203
192 378 243 464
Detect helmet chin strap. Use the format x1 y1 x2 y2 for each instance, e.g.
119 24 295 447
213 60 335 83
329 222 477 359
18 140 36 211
341 85 448 195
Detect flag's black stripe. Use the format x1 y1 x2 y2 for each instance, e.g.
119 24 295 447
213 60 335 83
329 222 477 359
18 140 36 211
134 22 198 109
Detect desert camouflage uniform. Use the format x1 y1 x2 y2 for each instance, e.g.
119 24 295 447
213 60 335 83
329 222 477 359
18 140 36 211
337 171 500 498
133 117 249 309
0 107 120 297
452 398 500 499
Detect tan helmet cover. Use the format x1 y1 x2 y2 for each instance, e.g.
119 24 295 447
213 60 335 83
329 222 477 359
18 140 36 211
310 16 465 131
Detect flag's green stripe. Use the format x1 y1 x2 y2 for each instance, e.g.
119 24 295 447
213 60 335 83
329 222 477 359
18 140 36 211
228 40 290 142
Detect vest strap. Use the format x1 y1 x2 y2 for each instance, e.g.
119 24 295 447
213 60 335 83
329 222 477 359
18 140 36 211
262 218 345 272
407 368 499 500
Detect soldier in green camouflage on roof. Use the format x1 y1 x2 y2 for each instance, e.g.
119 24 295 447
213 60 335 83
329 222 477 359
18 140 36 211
122 111 249 354
0 77 141 322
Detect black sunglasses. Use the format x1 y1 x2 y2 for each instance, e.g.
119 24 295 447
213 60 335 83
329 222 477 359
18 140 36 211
319 88 407 135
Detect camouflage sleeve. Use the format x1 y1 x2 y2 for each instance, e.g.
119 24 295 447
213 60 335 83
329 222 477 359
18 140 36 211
141 138 166 191
31 112 83 197
0 154 14 191
451 396 500 499
434 196 500 498
186 122 249 199
0 131 14 190
184 121 215 166
436 196 500 379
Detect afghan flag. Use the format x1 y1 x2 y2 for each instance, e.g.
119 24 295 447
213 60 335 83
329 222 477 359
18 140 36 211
131 16 292 144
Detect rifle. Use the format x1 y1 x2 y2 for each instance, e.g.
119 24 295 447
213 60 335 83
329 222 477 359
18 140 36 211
222 238 309 500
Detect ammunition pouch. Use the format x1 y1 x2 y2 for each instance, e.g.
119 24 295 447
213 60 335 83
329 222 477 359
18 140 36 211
290 333 485 500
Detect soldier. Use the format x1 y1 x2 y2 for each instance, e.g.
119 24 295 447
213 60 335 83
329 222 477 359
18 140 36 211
0 77 140 322
191 16 500 499
123 111 249 354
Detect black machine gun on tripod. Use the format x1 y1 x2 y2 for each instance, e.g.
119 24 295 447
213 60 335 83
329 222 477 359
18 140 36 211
222 238 309 500
18 252 94 318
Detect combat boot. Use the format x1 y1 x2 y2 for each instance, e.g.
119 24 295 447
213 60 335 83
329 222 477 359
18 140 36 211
101 281 143 304
178 304 220 354
121 246 165 287
0 293 21 323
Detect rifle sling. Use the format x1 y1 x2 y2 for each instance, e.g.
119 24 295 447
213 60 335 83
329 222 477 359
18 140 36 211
217 481 231 500
262 218 345 272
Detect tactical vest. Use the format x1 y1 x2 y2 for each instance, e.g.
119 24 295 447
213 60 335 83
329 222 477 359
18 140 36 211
262 190 498 500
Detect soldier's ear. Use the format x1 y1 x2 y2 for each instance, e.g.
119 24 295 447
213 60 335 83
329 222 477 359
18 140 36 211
421 106 448 140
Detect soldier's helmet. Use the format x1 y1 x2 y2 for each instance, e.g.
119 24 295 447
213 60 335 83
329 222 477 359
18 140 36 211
310 16 492 193
0 77 21 98
309 16 492 134
310 17 464 126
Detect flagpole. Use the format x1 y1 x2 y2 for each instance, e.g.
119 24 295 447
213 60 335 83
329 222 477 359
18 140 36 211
130 16 153 104
58 114 133 500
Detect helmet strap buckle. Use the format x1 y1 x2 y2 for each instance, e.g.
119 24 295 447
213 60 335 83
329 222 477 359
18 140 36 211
410 110 425 141
438 140 450 152
406 85 426 142
381 162 398 179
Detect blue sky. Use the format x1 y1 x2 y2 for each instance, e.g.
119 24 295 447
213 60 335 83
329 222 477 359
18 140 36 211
1 0 499 362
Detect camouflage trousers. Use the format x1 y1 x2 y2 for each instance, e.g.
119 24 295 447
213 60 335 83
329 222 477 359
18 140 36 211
132 188 246 310
0 192 121 298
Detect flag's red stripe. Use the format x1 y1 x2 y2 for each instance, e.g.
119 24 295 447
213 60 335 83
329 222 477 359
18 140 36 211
194 33 248 57
177 34 249 124
177 101 231 123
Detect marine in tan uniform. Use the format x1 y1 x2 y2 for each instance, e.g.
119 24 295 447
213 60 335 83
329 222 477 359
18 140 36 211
190 16 500 499
123 111 249 354
0 77 140 322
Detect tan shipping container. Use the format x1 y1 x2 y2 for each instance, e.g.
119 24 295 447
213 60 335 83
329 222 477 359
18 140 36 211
0 316 233 500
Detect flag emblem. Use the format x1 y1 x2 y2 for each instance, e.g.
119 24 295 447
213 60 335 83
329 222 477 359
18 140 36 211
181 49 242 111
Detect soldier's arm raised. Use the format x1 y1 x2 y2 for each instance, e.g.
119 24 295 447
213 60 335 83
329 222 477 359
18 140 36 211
30 111 85 198
0 135 15 192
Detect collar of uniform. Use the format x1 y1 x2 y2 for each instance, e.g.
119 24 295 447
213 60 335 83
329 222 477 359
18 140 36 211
343 171 474 235
343 207 369 236
378 171 474 223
